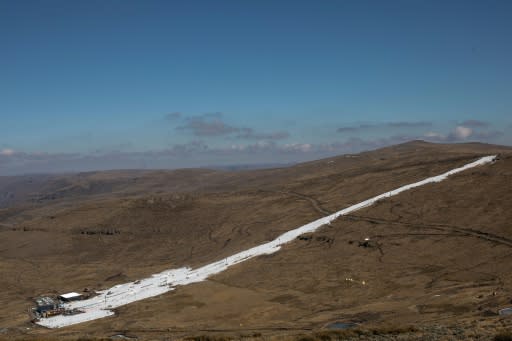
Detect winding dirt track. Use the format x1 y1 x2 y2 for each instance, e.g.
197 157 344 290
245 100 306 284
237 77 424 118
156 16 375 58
264 190 332 215
275 189 512 248
342 214 512 248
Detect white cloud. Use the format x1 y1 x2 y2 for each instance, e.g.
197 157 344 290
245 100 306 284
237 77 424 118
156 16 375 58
454 126 473 139
424 131 444 139
0 148 15 156
424 126 476 142
283 143 312 152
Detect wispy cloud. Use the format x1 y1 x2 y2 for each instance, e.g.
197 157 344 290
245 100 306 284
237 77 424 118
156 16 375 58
173 113 290 140
336 124 373 133
424 122 503 143
387 121 432 128
472 130 504 140
423 128 471 142
337 121 431 133
0 148 15 156
459 119 489 128
167 140 209 154
235 128 289 140
165 112 182 120
178 115 239 136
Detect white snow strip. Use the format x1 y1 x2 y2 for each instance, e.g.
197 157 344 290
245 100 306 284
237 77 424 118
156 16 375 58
36 155 497 328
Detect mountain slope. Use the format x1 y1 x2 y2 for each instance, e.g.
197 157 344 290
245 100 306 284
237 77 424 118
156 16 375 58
0 141 511 339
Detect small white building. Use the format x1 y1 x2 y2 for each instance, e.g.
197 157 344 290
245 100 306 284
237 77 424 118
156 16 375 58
58 292 83 302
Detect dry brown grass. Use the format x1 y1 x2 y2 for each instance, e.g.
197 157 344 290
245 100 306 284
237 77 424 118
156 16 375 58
1 141 512 339
495 331 512 341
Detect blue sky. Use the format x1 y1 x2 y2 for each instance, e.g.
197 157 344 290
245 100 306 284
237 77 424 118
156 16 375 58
1 0 511 174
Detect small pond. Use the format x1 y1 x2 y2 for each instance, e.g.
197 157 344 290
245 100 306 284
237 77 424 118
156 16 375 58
326 322 358 330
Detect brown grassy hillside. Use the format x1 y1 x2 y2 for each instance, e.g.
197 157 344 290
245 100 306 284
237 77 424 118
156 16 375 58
1 141 511 340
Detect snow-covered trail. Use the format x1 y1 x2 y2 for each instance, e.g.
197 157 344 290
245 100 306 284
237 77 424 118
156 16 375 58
36 155 497 328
